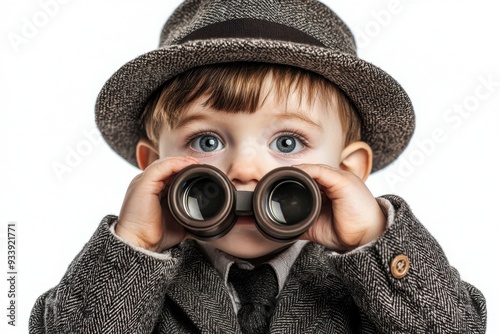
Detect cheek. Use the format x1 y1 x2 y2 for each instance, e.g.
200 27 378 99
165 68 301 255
157 126 196 158
157 137 174 157
308 139 344 167
321 129 345 165
158 137 188 158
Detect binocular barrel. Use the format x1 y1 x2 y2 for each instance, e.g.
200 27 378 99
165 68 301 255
167 165 321 242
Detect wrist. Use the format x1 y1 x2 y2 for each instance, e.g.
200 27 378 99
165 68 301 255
357 201 388 248
115 221 159 252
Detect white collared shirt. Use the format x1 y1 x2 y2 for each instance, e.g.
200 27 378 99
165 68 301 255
197 240 309 314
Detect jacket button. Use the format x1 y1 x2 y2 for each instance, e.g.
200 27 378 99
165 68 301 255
391 254 410 279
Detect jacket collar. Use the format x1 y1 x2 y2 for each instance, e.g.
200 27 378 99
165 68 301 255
270 242 350 333
166 241 348 333
166 241 241 333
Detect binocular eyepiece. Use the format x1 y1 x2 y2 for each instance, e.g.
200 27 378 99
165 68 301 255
167 165 321 242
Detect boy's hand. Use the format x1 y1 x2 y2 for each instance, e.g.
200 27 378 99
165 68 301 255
293 164 386 252
116 156 199 252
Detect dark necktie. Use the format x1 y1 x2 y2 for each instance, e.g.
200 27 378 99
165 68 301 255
228 263 279 334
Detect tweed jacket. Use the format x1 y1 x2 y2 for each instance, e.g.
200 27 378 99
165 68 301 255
29 195 486 333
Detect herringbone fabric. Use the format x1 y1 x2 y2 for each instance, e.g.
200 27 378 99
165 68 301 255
228 264 278 334
29 195 487 333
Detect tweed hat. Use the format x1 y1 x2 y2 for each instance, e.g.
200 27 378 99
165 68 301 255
95 0 415 172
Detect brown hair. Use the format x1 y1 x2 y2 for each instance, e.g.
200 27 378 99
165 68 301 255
142 63 361 146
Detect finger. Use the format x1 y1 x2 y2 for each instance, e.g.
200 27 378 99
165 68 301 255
138 156 199 193
292 163 351 199
145 156 199 181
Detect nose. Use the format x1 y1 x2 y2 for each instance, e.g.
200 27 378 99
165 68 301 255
225 145 266 190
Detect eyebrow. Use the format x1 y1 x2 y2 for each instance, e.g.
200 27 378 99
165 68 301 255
174 110 323 129
175 113 209 129
273 111 323 129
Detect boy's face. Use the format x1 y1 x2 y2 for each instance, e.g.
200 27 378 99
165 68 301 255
155 77 350 259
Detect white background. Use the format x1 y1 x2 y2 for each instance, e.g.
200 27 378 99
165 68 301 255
1 0 499 332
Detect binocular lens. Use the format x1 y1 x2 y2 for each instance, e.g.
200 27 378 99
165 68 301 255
267 181 312 225
183 177 225 220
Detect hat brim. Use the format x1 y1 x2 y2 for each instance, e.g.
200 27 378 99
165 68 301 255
95 39 414 172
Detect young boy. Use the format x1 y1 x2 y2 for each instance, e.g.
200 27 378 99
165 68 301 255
30 0 487 333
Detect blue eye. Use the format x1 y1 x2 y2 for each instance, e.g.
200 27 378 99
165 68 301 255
191 134 224 152
270 135 304 154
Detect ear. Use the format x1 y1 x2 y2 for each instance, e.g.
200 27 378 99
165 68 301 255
136 138 159 171
339 141 373 181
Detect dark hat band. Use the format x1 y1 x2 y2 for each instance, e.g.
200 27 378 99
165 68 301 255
179 18 325 47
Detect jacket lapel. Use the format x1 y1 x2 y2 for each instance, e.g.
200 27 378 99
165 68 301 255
167 241 241 334
270 243 352 333
166 241 353 333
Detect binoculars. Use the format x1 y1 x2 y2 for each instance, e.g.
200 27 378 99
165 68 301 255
167 165 321 242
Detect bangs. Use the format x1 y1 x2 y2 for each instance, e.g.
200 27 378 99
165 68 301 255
142 62 360 145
